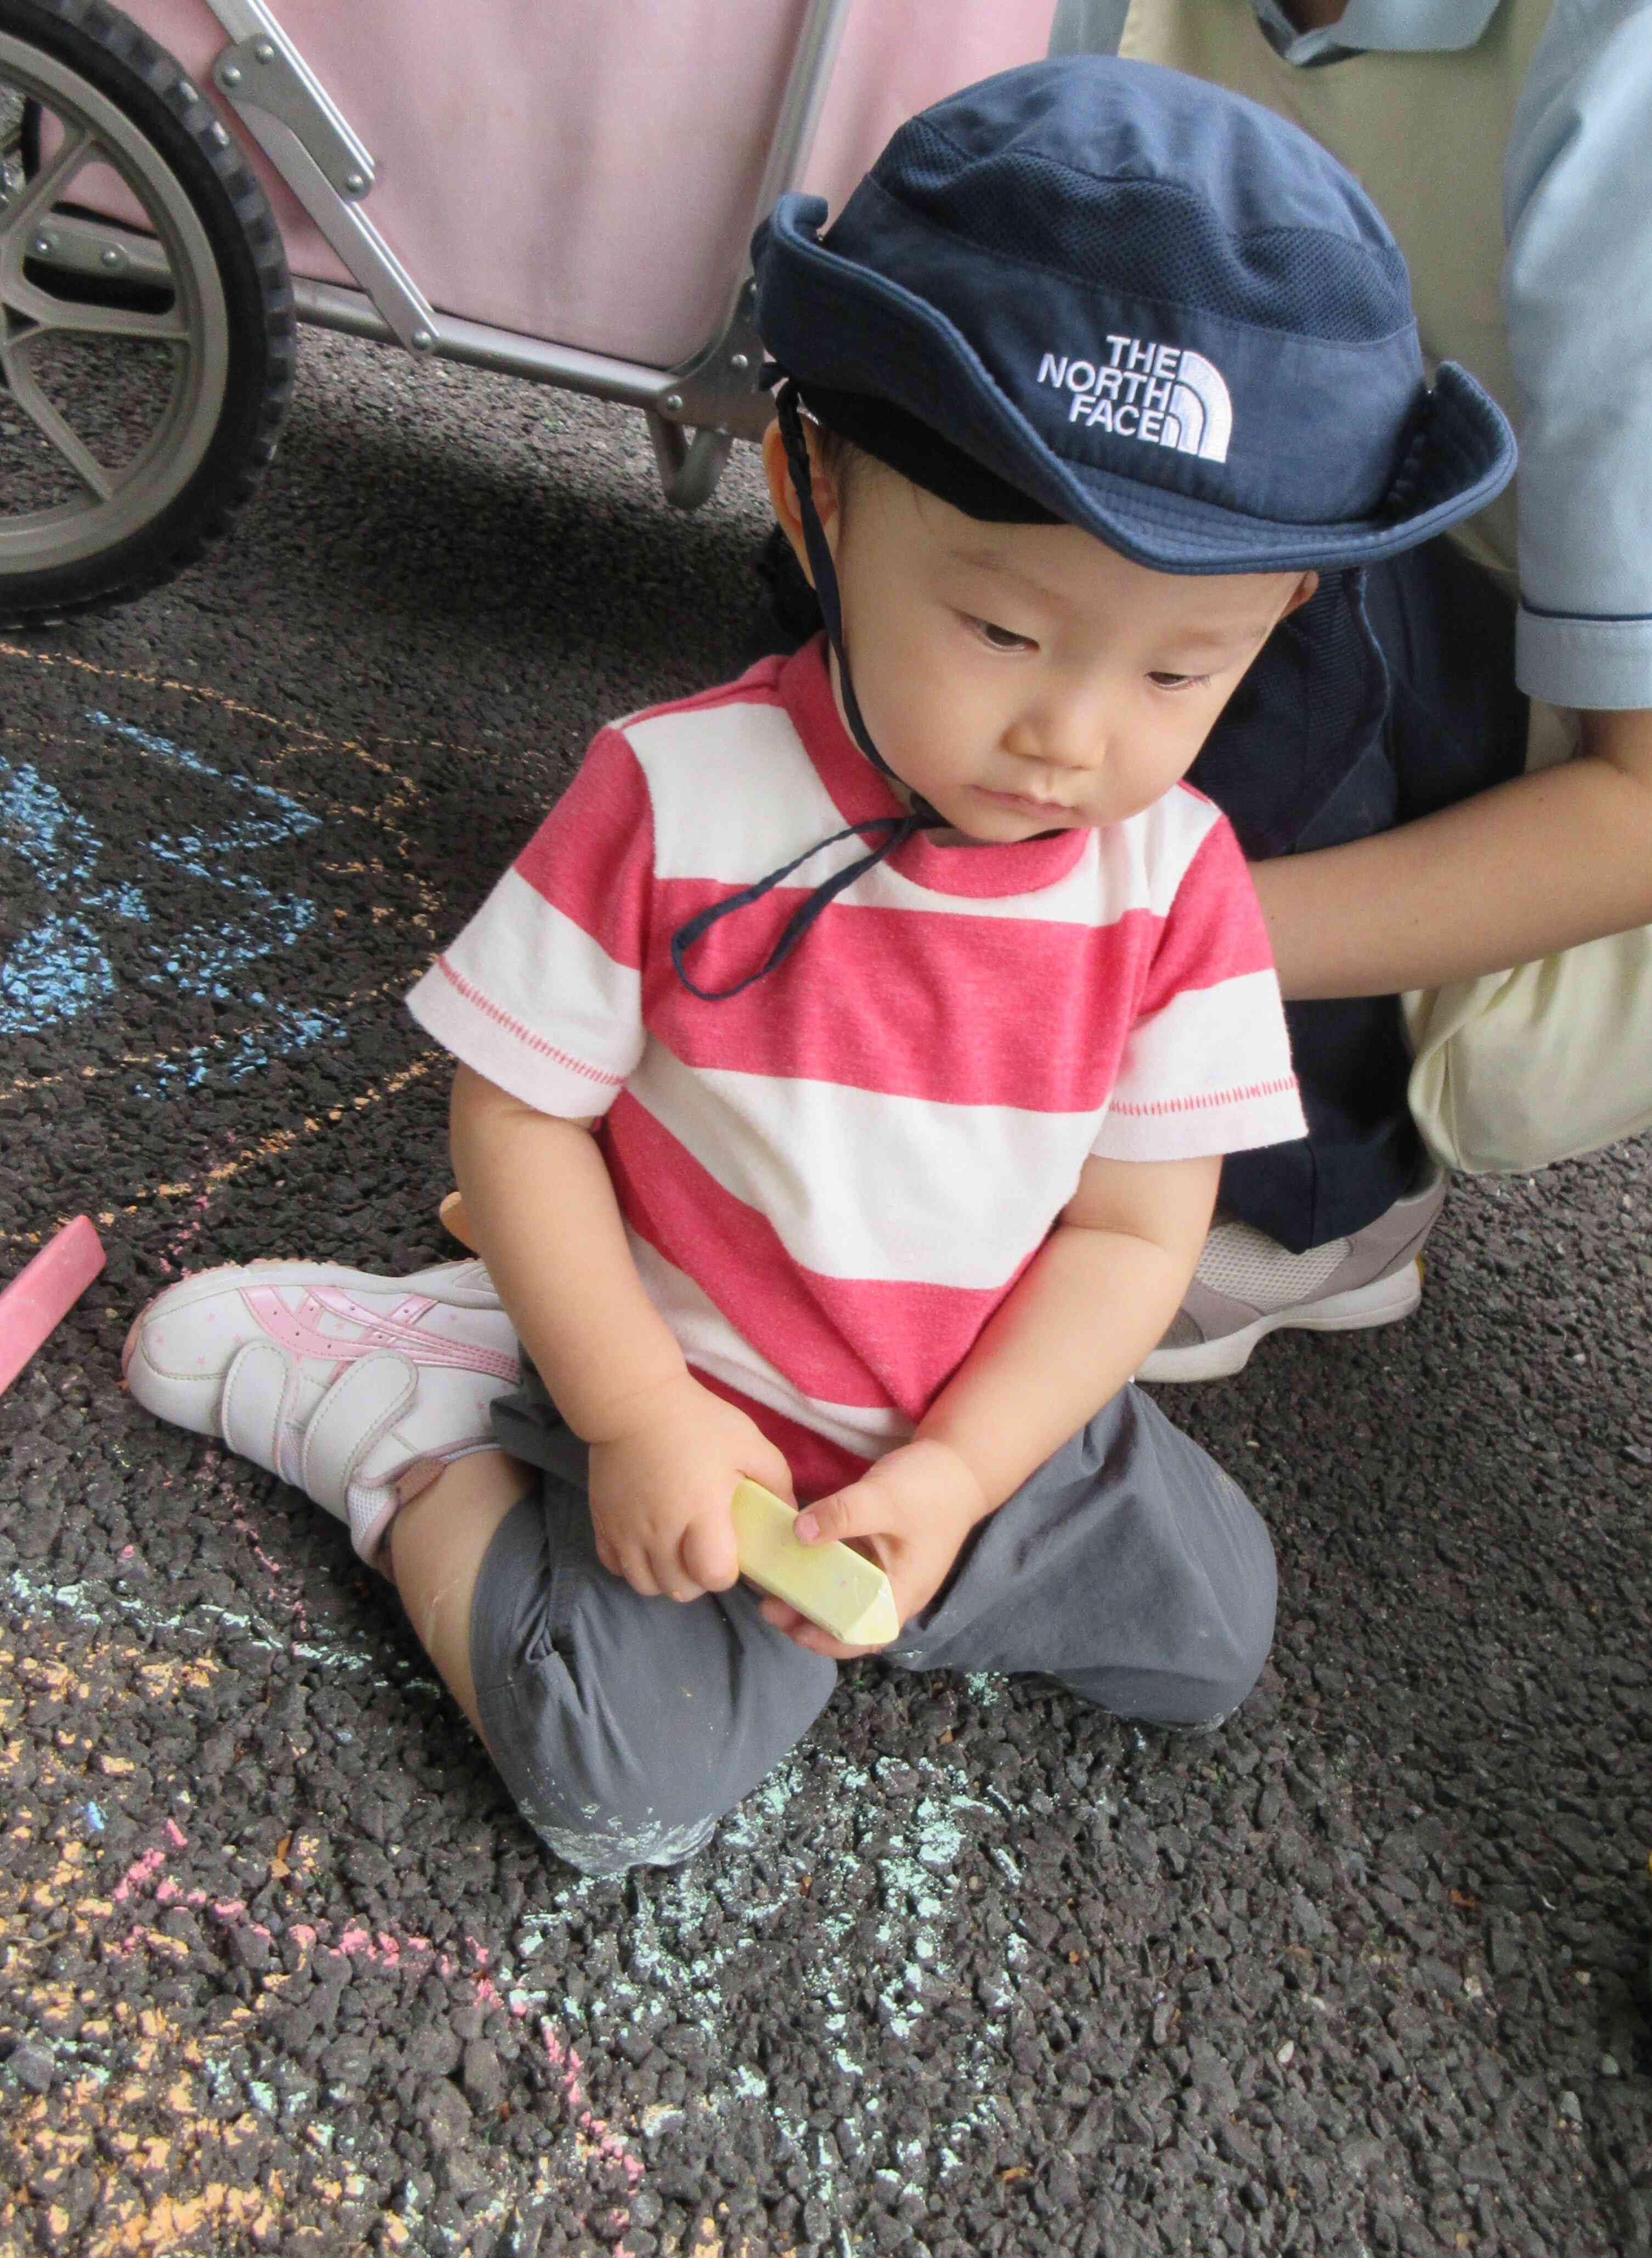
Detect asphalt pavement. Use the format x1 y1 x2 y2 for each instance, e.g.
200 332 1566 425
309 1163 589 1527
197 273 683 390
2 328 1651 2258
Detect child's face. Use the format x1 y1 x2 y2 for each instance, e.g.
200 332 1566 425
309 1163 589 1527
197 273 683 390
765 425 1316 841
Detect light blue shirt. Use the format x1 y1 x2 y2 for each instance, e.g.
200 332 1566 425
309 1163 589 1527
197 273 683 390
1049 1 1652 712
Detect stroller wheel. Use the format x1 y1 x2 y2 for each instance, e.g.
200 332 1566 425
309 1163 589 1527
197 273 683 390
0 0 293 626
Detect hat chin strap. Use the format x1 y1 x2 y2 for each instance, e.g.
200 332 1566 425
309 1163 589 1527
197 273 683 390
669 385 1059 1004
774 384 948 826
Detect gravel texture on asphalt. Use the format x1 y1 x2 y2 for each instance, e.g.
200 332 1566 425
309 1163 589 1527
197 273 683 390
2 331 1651 2258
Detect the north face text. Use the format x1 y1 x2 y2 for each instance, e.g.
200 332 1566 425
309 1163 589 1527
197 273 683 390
1037 337 1232 463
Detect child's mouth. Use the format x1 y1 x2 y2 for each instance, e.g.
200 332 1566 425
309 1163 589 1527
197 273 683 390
974 786 1074 817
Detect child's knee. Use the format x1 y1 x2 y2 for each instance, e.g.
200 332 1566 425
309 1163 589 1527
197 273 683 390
523 1803 720 1878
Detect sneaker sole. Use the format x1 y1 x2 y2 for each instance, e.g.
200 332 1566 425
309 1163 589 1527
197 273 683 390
1137 1257 1424 1384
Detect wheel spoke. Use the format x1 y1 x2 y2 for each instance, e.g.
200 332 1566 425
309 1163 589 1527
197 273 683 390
2 120 92 241
5 283 189 345
1 336 115 499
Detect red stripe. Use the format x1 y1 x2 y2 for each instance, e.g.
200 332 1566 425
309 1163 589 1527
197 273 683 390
514 729 655 970
647 880 1158 1110
602 1092 1016 1420
1136 818 1274 1020
691 1370 872 1505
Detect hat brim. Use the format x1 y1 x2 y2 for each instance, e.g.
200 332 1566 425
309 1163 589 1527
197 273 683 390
757 200 1516 577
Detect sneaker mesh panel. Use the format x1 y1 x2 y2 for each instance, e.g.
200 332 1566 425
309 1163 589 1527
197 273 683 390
1195 1223 1349 1311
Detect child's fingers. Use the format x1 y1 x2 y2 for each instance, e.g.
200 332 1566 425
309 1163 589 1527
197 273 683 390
757 1594 870 1661
617 1545 664 1600
679 1514 738 1594
748 1442 796 1505
793 1480 878 1548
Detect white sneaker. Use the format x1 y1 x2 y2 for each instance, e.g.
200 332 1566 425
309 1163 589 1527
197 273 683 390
123 1258 518 1563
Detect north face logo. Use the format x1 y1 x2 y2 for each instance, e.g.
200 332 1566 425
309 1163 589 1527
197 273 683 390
1037 336 1232 464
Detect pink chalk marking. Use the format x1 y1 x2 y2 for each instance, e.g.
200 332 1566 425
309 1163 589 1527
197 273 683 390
112 1847 167 1903
154 1879 180 1905
0 1216 105 1395
120 1545 135 1559
539 2022 645 2192
165 1818 188 1848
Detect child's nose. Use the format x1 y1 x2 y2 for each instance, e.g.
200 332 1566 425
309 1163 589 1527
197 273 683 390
1006 696 1105 772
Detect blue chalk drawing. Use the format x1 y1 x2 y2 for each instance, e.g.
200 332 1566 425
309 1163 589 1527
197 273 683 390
1 714 347 1076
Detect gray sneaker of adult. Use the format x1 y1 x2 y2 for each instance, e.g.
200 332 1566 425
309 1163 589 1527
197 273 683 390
1137 1162 1446 1384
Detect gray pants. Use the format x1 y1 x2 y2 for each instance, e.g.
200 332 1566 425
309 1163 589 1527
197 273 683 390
471 1379 1275 1876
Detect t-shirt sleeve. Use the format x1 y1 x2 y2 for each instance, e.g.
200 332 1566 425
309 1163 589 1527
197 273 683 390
406 726 651 1117
1092 808 1305 1162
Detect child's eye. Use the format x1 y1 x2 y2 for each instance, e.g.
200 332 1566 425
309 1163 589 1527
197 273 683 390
971 618 1035 653
1148 669 1211 691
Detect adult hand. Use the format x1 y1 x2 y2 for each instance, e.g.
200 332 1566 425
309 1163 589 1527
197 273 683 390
588 1373 793 1604
758 1436 991 1659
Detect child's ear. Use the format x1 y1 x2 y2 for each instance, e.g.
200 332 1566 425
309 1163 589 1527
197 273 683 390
761 419 840 588
1279 569 1319 619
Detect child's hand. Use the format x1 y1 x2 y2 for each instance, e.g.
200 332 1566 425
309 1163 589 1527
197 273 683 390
587 1373 793 1604
758 1437 991 1658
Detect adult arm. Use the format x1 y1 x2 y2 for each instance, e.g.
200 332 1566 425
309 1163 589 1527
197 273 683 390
1253 706 1652 997
1256 0 1652 998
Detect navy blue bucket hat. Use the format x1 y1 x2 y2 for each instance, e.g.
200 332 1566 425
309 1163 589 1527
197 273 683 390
751 55 1514 573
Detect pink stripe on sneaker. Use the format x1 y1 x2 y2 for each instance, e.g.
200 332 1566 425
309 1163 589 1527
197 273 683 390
242 1288 519 1382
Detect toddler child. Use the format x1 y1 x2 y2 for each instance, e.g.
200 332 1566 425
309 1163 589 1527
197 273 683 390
125 58 1513 1876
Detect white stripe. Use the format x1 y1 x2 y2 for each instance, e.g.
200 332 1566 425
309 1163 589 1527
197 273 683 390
627 701 846 883
1110 968 1295 1109
1093 1086 1306 1162
627 698 1219 928
629 1236 911 1463
407 867 642 1116
630 1045 1097 1288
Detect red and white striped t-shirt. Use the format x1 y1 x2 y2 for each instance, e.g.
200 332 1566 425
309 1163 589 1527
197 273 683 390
409 639 1305 1499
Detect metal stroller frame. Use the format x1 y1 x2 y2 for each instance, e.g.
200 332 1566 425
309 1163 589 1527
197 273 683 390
0 0 865 620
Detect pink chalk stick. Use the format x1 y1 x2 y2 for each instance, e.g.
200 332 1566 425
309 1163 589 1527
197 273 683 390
0 1216 106 1394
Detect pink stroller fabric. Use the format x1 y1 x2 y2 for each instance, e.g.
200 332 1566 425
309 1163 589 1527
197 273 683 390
110 0 1058 366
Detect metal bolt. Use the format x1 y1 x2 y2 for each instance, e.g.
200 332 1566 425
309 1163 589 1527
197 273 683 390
253 39 275 62
220 63 243 87
730 352 750 372
663 392 684 416
344 171 367 194
410 327 435 352
100 246 126 269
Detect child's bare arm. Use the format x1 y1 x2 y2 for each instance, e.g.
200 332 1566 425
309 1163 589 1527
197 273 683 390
449 1065 794 1599
917 1148 1221 1508
770 1150 1220 1656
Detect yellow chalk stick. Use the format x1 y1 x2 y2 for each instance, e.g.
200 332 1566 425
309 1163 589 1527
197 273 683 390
731 1480 899 1648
